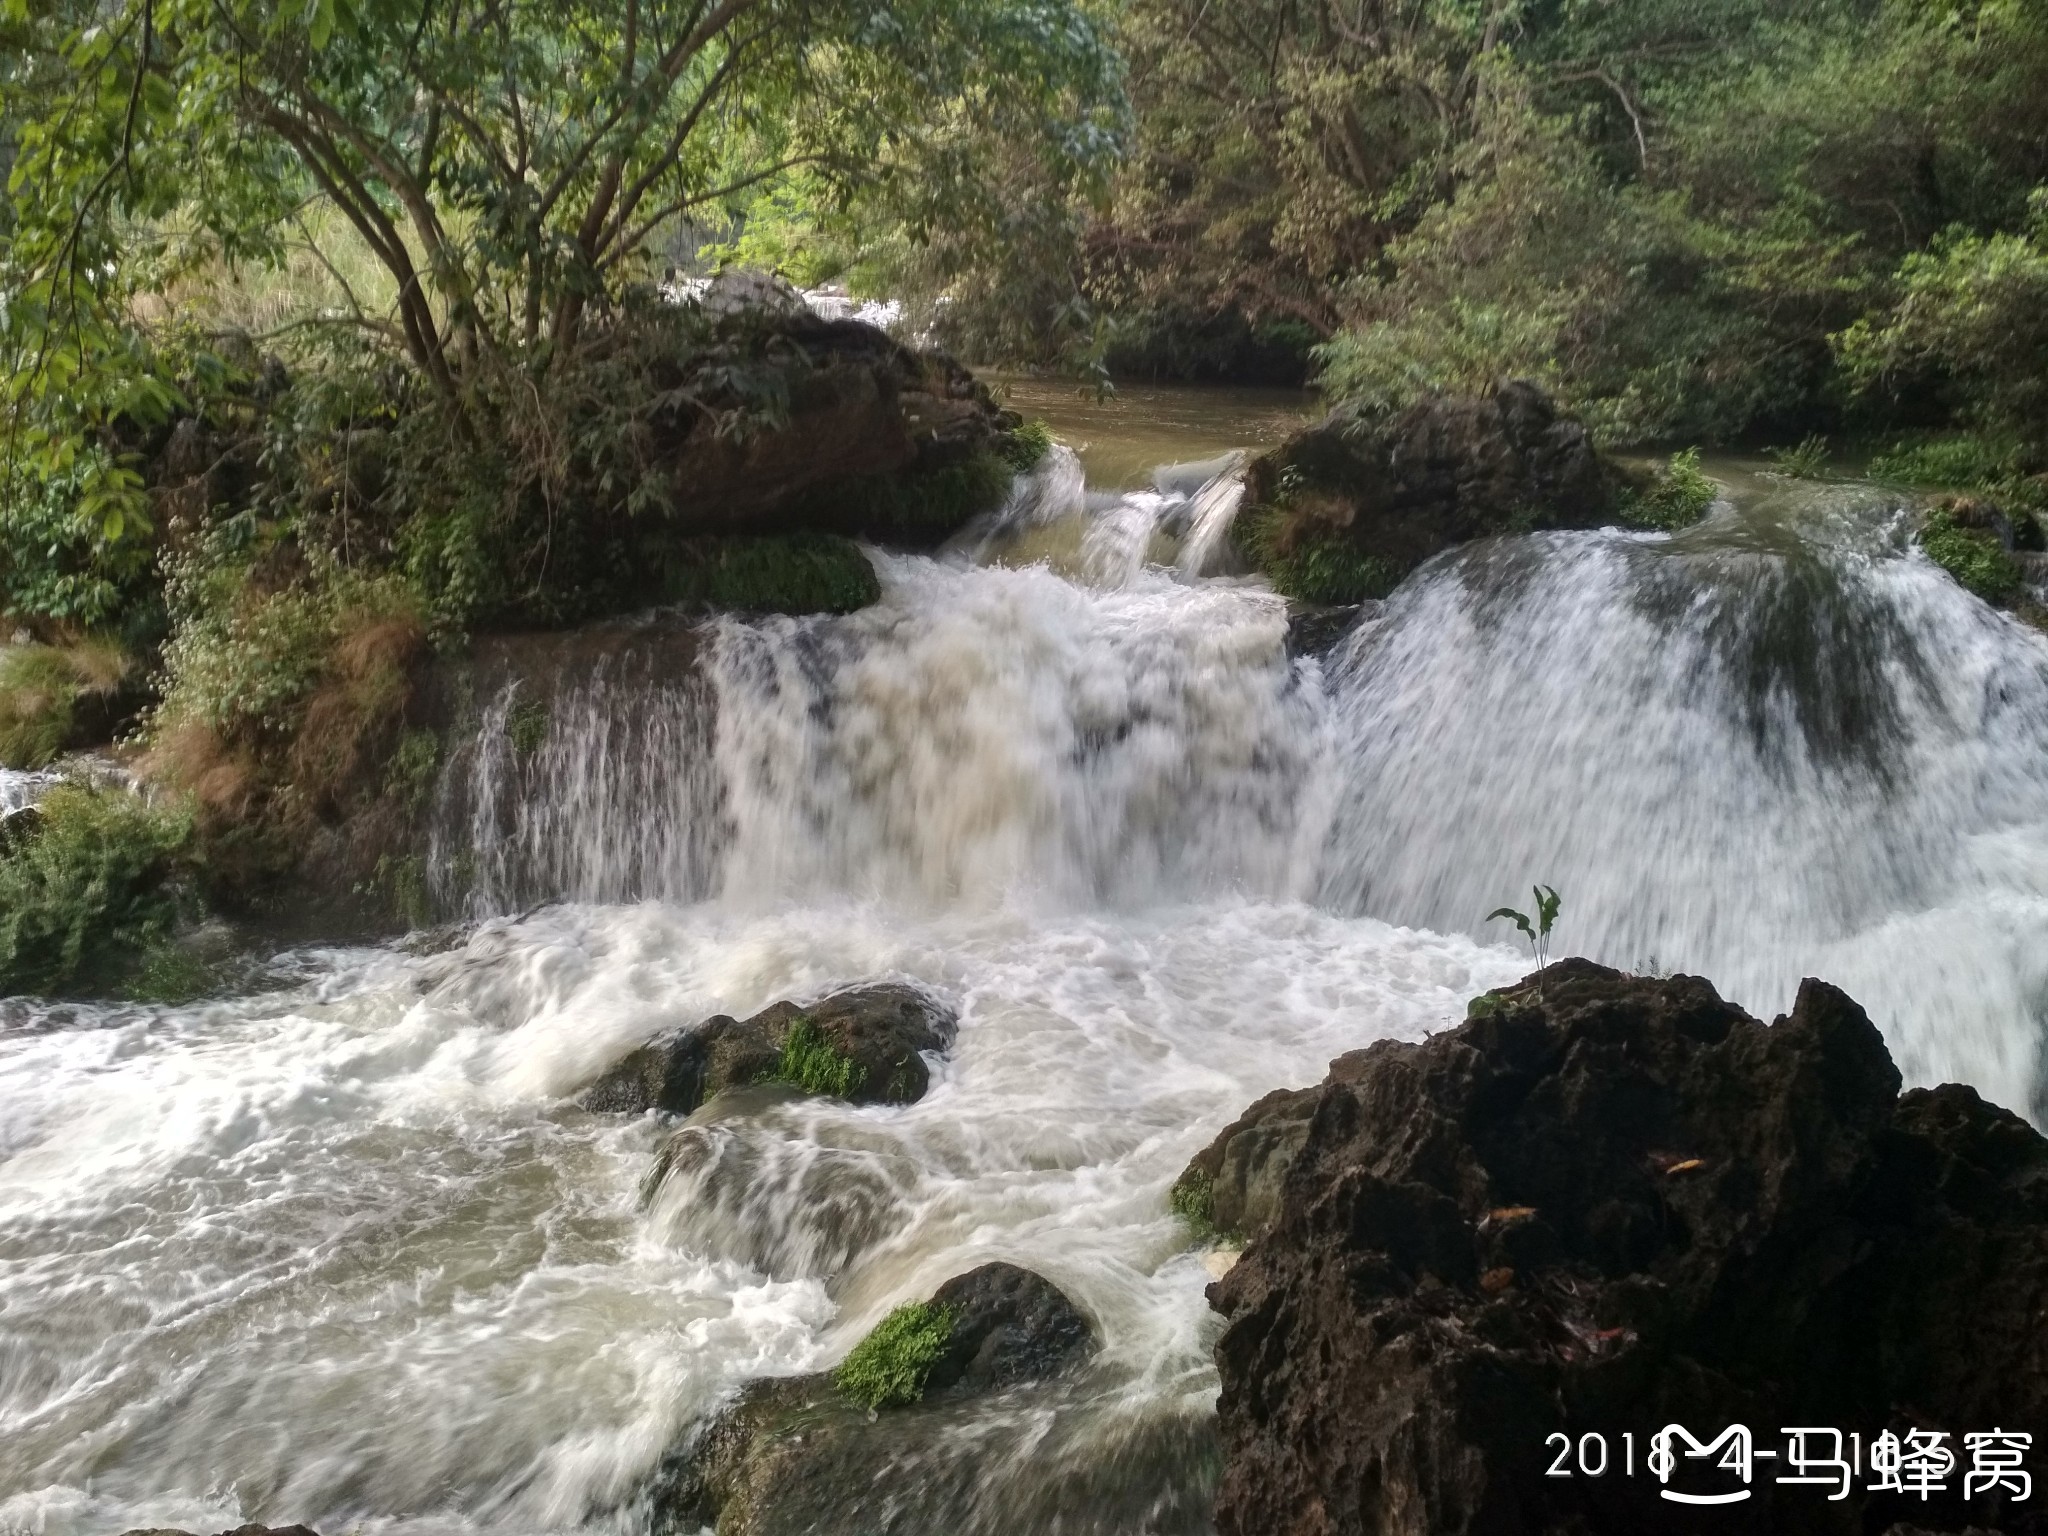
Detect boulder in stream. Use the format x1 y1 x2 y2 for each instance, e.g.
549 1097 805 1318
582 981 957 1114
1207 959 2048 1536
656 1262 1095 1535
1234 381 1635 604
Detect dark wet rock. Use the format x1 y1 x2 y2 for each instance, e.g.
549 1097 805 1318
120 1526 322 1536
1282 602 1372 658
1172 1084 1320 1242
582 981 958 1115
655 1264 1096 1536
923 1262 1093 1396
1208 959 2048 1536
1236 381 1634 603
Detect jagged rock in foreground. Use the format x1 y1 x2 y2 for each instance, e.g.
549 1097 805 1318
1233 382 1635 604
582 982 957 1114
656 1263 1094 1535
1208 960 2048 1536
120 1526 320 1536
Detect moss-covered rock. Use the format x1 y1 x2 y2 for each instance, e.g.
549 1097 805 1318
1171 1084 1320 1246
1617 446 1718 530
1918 497 2026 604
583 981 958 1116
1233 381 1632 603
656 1263 1094 1535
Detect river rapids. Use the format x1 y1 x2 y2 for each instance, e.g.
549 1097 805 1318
4 443 2047 1535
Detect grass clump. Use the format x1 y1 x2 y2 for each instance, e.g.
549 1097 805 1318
833 1300 956 1410
0 786 193 998
1765 435 1831 479
765 1013 864 1098
1918 506 2023 604
1622 448 1717 531
664 534 880 615
0 640 131 769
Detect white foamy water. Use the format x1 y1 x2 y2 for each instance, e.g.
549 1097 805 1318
5 455 2048 1536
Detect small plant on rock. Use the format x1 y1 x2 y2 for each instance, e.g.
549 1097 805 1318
1488 884 1562 985
833 1300 955 1410
1765 435 1831 479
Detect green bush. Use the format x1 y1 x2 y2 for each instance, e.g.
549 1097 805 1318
664 534 881 615
1622 449 1717 531
764 1014 864 1098
0 786 193 998
833 1301 956 1410
1765 436 1831 479
1917 507 2023 605
1001 419 1055 473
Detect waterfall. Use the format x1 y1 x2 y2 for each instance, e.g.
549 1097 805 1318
13 448 2048 1536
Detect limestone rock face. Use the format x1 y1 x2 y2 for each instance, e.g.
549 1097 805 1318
1207 960 2048 1536
581 981 958 1115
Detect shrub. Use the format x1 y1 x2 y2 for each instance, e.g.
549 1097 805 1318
833 1301 956 1410
1917 506 2023 604
1001 419 1055 473
0 786 192 998
1765 436 1831 479
1622 449 1717 531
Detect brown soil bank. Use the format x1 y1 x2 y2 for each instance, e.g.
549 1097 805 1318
1201 960 2047 1536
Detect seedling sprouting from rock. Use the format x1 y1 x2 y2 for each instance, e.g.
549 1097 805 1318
1489 885 1561 992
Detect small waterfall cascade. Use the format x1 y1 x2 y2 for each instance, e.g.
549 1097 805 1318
13 447 2048 1536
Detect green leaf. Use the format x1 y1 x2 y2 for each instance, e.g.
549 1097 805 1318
1487 907 1535 941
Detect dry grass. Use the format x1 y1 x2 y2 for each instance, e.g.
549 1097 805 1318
0 640 133 769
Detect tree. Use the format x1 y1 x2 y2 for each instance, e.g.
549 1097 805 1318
0 0 1123 491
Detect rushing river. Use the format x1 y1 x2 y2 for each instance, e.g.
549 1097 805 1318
5 414 2048 1536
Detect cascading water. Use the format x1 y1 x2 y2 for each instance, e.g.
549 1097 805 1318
5 445 2048 1536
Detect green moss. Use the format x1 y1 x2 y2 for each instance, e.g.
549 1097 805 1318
1169 1168 1218 1240
506 697 550 758
367 851 432 928
1001 418 1055 473
665 534 882 615
1918 507 2023 604
1466 991 1506 1020
0 786 193 998
833 1300 956 1410
763 1013 864 1097
1621 448 1717 531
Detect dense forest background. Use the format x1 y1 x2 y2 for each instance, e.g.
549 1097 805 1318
3 0 2047 990
789 0 2048 468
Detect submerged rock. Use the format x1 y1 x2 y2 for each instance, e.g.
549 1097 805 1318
656 1263 1095 1535
1208 960 2048 1536
582 981 958 1115
1234 381 1633 603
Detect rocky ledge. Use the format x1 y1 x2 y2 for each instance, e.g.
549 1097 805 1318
1202 959 2048 1536
582 981 958 1115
